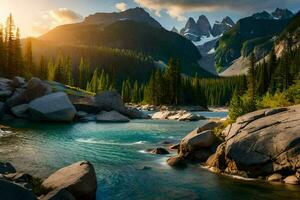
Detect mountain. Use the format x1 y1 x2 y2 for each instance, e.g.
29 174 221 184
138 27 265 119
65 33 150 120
181 15 234 75
38 8 213 77
180 15 234 43
180 15 212 42
252 11 273 20
211 16 235 37
84 7 162 28
275 11 300 57
272 8 294 19
216 9 294 74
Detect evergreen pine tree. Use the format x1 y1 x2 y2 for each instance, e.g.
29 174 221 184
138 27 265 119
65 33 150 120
0 24 5 76
5 14 15 77
25 37 33 75
39 55 47 80
248 52 256 101
132 80 140 103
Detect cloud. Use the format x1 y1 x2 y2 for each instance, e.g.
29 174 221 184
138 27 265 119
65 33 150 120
134 0 294 21
32 8 83 35
115 2 128 12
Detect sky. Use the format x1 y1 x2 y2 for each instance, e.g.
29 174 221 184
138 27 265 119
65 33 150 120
0 0 300 37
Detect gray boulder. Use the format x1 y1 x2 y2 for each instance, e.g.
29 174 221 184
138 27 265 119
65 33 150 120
70 96 99 114
42 161 97 200
94 91 125 112
0 162 16 174
150 148 169 155
96 111 130 123
209 105 300 178
122 108 150 119
180 129 215 157
167 156 186 168
6 78 52 107
0 179 37 200
11 76 26 88
28 92 76 122
11 104 29 118
94 90 146 119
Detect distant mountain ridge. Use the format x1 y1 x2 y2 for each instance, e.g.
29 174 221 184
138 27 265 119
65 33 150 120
84 7 162 28
38 7 214 77
180 15 235 43
219 8 296 77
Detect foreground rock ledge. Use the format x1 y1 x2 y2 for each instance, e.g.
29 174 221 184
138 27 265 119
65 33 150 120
207 105 300 183
42 161 97 200
168 105 300 185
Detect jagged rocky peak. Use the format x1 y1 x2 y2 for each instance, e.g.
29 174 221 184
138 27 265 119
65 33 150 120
83 7 162 28
171 26 179 33
272 8 294 19
180 17 200 41
222 16 235 27
185 17 197 30
211 16 235 37
196 15 211 37
252 11 273 19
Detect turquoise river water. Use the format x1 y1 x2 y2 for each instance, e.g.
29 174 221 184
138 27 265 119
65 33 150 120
0 112 299 200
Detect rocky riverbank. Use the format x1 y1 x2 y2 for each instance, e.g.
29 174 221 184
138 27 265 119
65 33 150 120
0 77 149 123
127 104 208 112
0 161 97 200
167 105 300 185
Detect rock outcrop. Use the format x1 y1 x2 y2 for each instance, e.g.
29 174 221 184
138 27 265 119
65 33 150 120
152 110 205 121
28 92 76 122
0 77 150 123
6 78 52 107
0 161 97 200
167 121 220 166
206 105 300 183
94 91 149 119
42 161 97 200
96 111 130 123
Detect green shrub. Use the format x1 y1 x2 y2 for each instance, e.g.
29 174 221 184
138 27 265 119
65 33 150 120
228 92 256 121
257 91 290 109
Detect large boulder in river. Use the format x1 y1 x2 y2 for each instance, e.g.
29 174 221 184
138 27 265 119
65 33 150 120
0 179 37 200
167 156 186 168
94 90 125 112
42 161 97 200
208 105 300 178
179 122 219 157
152 111 173 119
28 92 76 122
96 111 130 123
6 78 52 107
70 96 99 114
94 91 147 119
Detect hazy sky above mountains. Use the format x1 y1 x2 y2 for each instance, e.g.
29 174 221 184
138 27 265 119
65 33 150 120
0 0 300 37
